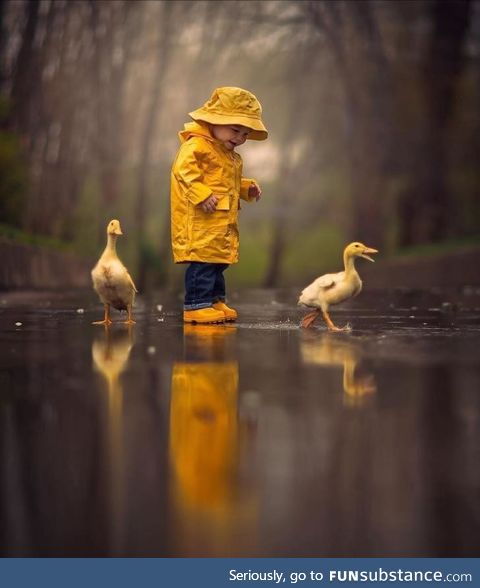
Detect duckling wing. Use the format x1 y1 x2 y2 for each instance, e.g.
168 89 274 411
126 270 138 293
299 271 345 306
316 271 345 289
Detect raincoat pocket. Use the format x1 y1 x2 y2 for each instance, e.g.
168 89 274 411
193 193 230 227
214 193 230 211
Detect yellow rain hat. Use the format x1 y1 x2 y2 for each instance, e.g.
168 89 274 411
189 87 268 141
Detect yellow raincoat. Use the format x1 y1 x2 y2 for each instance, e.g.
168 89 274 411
170 121 258 264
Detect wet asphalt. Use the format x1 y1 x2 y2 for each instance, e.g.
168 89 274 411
0 287 479 556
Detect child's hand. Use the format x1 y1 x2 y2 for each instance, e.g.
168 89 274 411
199 195 218 213
248 182 262 202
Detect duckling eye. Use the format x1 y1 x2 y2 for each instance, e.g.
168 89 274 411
355 244 360 248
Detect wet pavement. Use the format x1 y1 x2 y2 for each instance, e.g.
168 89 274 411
1 287 479 557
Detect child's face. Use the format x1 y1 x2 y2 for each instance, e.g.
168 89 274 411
210 124 251 150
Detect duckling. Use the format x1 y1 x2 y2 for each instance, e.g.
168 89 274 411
298 241 378 331
91 219 137 325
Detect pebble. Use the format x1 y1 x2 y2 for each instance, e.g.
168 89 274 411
156 304 163 311
147 346 156 355
15 322 22 327
76 308 85 314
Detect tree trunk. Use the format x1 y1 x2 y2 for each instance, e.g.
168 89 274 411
398 0 471 246
305 0 393 250
9 0 40 142
135 1 173 292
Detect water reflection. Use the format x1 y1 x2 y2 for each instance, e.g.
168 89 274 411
92 326 134 555
92 327 134 389
300 332 376 406
168 325 256 555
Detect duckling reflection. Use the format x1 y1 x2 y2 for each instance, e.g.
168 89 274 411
300 331 376 406
92 326 134 390
92 326 134 554
169 325 256 555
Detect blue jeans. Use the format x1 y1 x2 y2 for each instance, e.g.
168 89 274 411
184 262 229 310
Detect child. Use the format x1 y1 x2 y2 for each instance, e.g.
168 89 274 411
170 87 268 324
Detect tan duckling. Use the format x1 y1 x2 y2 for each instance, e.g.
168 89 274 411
91 219 137 325
298 241 378 331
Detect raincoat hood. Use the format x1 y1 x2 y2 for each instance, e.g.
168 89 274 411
188 87 268 141
178 121 214 144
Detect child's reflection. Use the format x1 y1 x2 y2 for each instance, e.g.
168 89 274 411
169 325 256 555
300 331 376 406
170 360 239 510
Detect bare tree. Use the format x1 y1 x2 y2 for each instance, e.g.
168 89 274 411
134 0 175 291
303 0 395 249
398 0 472 246
88 0 140 219
263 39 315 287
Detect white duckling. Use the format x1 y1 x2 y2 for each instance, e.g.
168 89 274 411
298 241 378 331
91 219 137 325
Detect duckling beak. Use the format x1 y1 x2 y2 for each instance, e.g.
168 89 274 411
360 247 378 262
114 228 123 235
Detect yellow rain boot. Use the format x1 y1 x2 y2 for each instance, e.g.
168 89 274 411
183 307 225 324
212 301 237 321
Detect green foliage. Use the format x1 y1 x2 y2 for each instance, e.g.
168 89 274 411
139 238 166 284
397 235 480 258
71 167 140 268
449 169 480 237
0 102 28 226
229 224 270 288
70 174 103 257
0 222 72 251
282 224 345 286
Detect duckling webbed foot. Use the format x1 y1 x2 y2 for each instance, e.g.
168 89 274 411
122 305 136 325
328 324 352 333
323 310 351 332
93 304 113 326
301 309 321 328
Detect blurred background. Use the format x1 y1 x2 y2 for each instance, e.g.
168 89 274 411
1 0 479 292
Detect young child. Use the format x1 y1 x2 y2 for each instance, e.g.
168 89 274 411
170 87 268 324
